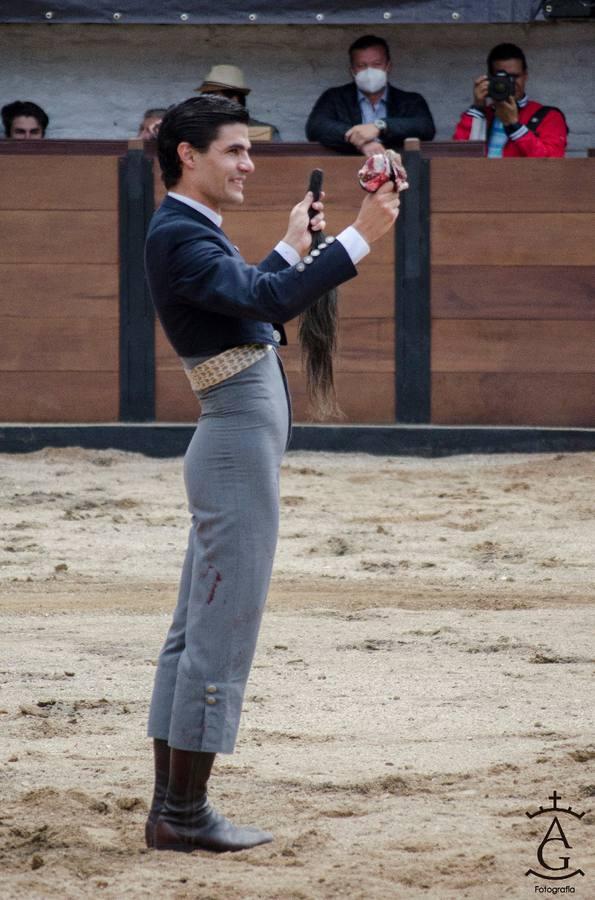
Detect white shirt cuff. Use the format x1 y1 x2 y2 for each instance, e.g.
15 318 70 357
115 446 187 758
276 228 370 268
274 241 300 266
337 226 370 266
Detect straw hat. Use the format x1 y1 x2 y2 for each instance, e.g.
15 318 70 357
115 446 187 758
196 64 251 96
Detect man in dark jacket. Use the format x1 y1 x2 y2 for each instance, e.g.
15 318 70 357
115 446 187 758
306 34 435 155
143 94 401 855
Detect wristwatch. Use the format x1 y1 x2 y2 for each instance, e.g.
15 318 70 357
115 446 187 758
374 118 387 135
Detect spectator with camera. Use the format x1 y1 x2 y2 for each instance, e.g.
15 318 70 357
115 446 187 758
2 100 49 139
453 43 567 158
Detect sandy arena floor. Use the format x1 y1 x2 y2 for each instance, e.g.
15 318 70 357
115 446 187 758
0 447 593 900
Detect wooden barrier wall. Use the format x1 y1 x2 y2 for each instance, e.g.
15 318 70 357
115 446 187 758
430 159 595 426
0 144 593 429
0 151 120 421
153 156 395 423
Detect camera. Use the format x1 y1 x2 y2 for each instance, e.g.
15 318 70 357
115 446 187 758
488 71 516 102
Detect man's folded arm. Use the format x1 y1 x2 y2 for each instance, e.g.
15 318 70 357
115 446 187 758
306 92 353 148
504 109 567 158
385 97 436 143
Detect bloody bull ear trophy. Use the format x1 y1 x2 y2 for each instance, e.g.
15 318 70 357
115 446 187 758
358 149 409 193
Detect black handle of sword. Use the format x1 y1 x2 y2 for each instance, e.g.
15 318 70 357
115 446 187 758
307 169 324 228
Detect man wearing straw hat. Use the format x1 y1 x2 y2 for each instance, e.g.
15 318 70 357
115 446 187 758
196 63 281 141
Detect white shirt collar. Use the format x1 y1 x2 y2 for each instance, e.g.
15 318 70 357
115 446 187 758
518 94 528 108
167 191 223 228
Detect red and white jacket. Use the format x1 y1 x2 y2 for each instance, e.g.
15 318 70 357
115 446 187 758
453 96 567 158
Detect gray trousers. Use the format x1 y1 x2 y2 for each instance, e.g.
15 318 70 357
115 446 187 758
147 350 291 753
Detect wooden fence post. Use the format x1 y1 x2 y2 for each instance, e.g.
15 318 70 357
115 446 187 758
119 141 155 421
395 137 431 423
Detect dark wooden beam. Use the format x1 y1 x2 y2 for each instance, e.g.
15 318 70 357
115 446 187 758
119 147 155 420
2 424 594 458
395 140 431 423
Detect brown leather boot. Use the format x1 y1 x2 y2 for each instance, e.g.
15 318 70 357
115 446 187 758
153 748 273 853
145 738 170 848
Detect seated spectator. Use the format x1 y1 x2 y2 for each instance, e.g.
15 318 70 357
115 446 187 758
196 65 281 141
138 107 167 140
2 100 48 139
453 43 567 158
306 34 435 156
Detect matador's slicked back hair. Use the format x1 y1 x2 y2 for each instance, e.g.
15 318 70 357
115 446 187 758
157 95 249 189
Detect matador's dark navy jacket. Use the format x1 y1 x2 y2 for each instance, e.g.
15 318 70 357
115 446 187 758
144 195 357 356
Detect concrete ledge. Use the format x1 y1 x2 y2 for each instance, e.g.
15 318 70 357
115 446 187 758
1 423 595 457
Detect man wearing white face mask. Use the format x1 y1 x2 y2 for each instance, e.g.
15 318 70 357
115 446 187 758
306 34 435 155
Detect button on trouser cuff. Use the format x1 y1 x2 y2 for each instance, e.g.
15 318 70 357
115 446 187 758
168 676 245 754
